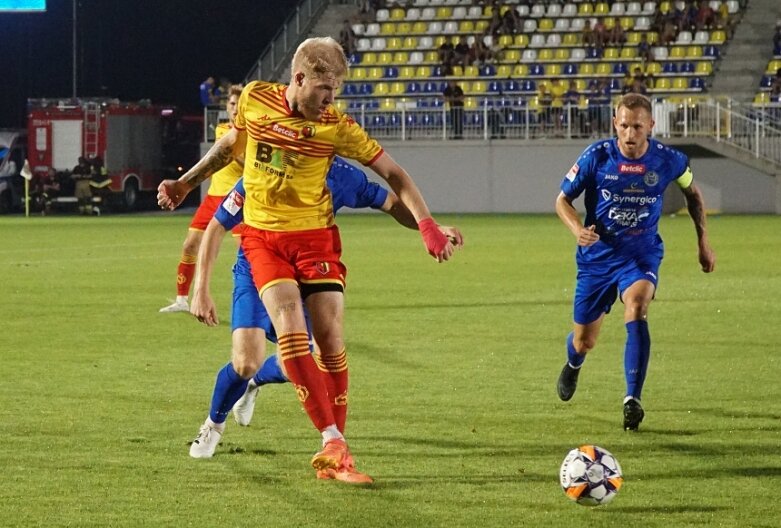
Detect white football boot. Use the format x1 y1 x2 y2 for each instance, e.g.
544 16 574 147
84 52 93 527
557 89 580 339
233 381 261 426
159 296 189 313
189 421 223 458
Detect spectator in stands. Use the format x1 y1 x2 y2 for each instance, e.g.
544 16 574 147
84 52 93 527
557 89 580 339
582 19 596 48
638 33 654 64
771 68 781 96
339 19 357 57
695 0 716 31
683 1 699 32
469 36 490 66
587 78 612 137
563 80 584 136
199 76 217 107
773 23 781 52
660 13 679 46
443 80 465 140
625 67 649 95
537 83 554 133
454 36 471 68
501 6 521 35
593 18 608 50
608 20 627 47
71 156 94 215
716 2 735 38
438 38 455 69
488 5 503 36
564 80 580 107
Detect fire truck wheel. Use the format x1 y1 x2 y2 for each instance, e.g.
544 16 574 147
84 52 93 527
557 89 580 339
123 180 139 210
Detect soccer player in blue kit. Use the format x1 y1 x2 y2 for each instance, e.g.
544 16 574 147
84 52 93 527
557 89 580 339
187 156 463 482
555 94 716 431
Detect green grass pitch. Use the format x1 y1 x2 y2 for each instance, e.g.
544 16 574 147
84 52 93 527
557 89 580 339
1 213 779 527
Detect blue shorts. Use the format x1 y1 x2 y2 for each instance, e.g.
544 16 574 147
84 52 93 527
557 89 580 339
573 253 662 325
231 253 312 344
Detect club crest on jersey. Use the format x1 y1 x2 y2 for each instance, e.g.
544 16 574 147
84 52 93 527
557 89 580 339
565 163 579 181
302 125 315 138
618 162 646 174
222 189 244 215
315 262 330 275
644 170 659 186
271 123 299 139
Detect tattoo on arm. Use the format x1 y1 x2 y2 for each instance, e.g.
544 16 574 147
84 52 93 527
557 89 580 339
181 143 234 188
683 185 707 240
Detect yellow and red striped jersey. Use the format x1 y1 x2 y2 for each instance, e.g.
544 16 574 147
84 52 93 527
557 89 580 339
206 122 244 196
234 81 383 231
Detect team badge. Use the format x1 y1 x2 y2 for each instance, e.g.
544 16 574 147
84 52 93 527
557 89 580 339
302 125 315 138
222 189 244 216
565 163 579 181
334 390 348 406
315 262 330 275
294 384 309 403
644 171 659 186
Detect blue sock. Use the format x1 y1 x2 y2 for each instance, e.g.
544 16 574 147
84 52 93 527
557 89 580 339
566 332 585 368
252 354 289 386
624 320 651 400
208 363 249 424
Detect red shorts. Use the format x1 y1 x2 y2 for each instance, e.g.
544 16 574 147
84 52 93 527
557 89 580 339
189 194 242 235
241 225 347 296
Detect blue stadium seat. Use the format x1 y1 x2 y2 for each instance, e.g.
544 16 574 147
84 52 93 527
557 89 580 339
663 62 678 73
342 83 358 96
384 66 399 78
488 80 501 92
609 78 621 91
505 79 521 92
761 75 773 88
430 97 445 108
388 113 402 126
405 113 418 126
431 65 445 77
422 81 439 93
480 64 496 77
679 62 695 73
420 112 443 127
563 63 578 76
703 45 719 58
522 80 537 92
479 98 494 107
586 47 602 59
371 115 386 127
689 77 704 90
529 64 545 76
366 99 380 109
359 83 373 95
469 112 483 126
406 82 421 94
349 52 362 65
613 62 627 75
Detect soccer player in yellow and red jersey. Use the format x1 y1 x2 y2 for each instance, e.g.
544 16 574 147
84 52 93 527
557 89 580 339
159 84 245 313
158 37 457 484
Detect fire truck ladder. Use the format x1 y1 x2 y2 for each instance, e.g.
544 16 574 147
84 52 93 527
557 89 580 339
83 102 101 159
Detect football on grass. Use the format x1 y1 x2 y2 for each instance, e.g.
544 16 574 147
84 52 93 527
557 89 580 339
560 445 623 506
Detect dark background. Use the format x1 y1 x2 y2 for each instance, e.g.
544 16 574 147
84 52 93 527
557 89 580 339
1 0 292 128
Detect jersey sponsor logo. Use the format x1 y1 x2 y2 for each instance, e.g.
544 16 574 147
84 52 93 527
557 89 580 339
618 162 646 174
603 173 619 181
601 189 612 201
565 163 579 181
302 125 315 138
608 206 650 227
271 123 299 139
222 189 244 216
645 271 658 280
602 189 658 206
315 262 330 275
644 170 659 186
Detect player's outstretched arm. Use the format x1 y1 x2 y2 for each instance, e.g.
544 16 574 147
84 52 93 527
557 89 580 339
555 191 599 247
371 152 455 262
157 128 242 210
190 218 229 326
380 192 464 247
681 183 716 273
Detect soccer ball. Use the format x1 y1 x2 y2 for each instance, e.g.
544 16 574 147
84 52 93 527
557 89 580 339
560 445 623 506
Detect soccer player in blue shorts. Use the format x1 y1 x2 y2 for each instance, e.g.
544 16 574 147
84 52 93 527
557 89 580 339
187 157 463 481
554 93 716 431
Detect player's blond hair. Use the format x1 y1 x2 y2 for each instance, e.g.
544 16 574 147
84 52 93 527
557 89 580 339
228 84 243 98
616 93 652 115
291 37 348 81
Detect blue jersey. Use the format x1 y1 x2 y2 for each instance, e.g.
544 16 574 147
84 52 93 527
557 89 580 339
216 156 389 336
560 137 691 263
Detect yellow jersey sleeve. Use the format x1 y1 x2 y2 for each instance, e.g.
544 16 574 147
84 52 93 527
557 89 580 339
333 112 383 165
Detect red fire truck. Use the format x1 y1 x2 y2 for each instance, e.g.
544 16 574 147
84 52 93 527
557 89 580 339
27 98 200 210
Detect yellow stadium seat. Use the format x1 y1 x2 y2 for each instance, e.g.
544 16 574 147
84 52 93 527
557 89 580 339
380 22 395 35
575 79 587 91
603 47 619 60
754 92 770 104
513 64 529 76
393 51 409 63
411 22 427 34
380 97 395 110
580 63 595 75
646 32 659 45
399 66 415 79
415 65 431 77
767 59 781 73
672 77 688 90
596 63 612 75
645 62 662 75
483 5 494 17
397 22 412 35
374 82 389 95
390 82 406 95
424 51 439 63
686 46 703 58
547 64 562 76
390 8 405 21
578 3 594 15
433 35 448 48
627 32 641 44
539 49 554 61
368 67 384 79
563 33 579 46
595 2 610 15
710 30 726 45
459 20 475 33
555 48 570 61
604 17 616 30
451 65 463 76
464 65 479 77
620 17 634 31
402 36 417 48
349 67 367 80
361 52 377 65
503 49 521 63
669 46 686 58
475 20 489 33
470 80 487 94
496 65 512 77
499 35 514 48
654 78 671 90
435 7 452 19
538 18 554 31
378 52 393 64
695 61 712 75
386 37 402 50
464 97 478 109
620 47 637 59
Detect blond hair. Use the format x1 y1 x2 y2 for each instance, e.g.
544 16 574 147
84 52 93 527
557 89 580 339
291 37 348 81
228 84 243 98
